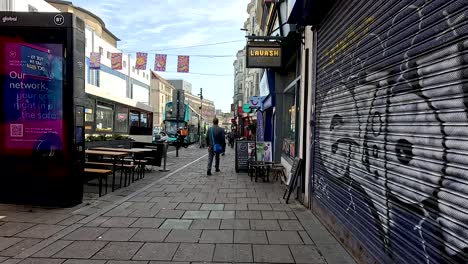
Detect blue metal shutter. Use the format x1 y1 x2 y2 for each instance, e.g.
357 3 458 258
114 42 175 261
313 0 468 263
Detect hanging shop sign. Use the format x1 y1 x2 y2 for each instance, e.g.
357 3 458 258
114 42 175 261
242 104 252 114
246 41 282 68
249 96 264 109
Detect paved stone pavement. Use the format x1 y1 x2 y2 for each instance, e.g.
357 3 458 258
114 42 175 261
0 146 356 264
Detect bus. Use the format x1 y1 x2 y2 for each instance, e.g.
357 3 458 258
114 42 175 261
163 101 201 145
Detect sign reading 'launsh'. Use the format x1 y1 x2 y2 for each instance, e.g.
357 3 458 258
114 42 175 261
246 42 282 68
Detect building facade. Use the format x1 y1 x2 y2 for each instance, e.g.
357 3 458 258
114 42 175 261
150 72 175 129
232 0 265 139
233 49 244 107
167 79 192 94
168 79 216 125
47 0 153 142
243 0 468 263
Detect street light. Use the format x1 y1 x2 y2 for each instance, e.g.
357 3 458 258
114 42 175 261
198 88 203 148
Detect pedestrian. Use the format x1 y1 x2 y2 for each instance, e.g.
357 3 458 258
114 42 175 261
206 117 226 175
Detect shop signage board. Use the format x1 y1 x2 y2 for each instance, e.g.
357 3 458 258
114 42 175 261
235 140 256 172
246 41 282 68
256 141 272 162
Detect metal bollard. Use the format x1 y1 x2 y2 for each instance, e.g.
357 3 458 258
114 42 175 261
159 142 170 172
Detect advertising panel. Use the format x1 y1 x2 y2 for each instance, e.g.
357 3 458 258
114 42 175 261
256 141 272 162
2 37 64 156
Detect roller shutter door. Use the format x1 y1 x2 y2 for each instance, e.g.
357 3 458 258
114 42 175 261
313 0 468 263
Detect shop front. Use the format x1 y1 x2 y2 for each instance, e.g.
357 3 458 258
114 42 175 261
84 94 153 143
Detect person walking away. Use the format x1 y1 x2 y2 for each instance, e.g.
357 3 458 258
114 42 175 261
206 118 226 175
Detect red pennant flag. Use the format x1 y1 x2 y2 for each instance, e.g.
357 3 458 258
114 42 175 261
154 54 167 71
135 52 148 70
111 53 122 70
177 55 189 73
89 52 101 69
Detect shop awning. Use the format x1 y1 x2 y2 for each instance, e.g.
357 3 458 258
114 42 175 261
287 0 336 26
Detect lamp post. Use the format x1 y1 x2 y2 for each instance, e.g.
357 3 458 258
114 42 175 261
198 88 203 148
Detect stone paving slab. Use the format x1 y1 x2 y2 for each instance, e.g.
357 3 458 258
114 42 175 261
132 243 179 261
0 147 356 264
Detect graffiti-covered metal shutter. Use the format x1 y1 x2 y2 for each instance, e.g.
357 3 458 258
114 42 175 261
313 0 468 263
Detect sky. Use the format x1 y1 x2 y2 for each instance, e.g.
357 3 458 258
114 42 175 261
72 0 250 113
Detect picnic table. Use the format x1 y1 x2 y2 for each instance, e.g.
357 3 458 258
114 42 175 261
85 150 128 191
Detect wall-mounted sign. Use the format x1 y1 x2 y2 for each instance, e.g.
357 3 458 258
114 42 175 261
246 41 282 68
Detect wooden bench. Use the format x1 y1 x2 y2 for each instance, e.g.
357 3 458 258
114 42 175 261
85 162 136 188
83 168 112 197
124 159 148 180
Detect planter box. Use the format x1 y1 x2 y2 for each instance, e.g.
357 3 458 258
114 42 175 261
85 140 132 149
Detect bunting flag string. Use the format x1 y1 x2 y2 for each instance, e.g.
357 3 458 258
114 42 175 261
154 54 167 72
177 55 189 73
135 52 148 70
89 51 218 74
89 52 101 69
111 53 123 70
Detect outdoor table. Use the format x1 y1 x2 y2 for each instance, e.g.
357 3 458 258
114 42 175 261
92 147 149 153
85 150 128 191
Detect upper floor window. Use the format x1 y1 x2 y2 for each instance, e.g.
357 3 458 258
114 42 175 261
99 47 103 56
107 51 111 59
123 61 126 68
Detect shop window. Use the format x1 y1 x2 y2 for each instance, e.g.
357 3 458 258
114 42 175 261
114 106 129 133
96 103 114 132
84 98 95 133
282 86 297 159
140 113 148 128
130 111 140 127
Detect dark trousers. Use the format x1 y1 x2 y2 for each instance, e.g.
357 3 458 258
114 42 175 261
207 151 220 171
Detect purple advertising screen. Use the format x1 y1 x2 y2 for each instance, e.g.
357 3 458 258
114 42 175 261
1 38 64 155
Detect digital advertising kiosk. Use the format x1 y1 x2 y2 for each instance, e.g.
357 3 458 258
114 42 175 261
0 12 85 206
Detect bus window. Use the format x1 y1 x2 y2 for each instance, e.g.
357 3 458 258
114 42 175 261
166 122 178 136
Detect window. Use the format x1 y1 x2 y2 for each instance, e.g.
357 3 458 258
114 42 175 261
107 51 111 59
114 106 129 133
137 69 140 75
132 66 135 72
85 98 95 133
96 103 114 132
130 111 140 127
140 113 148 128
99 47 103 55
88 67 100 87
282 83 298 158
143 72 145 78
123 61 126 68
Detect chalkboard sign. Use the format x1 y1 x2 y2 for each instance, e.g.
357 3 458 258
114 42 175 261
283 157 302 203
235 140 255 172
